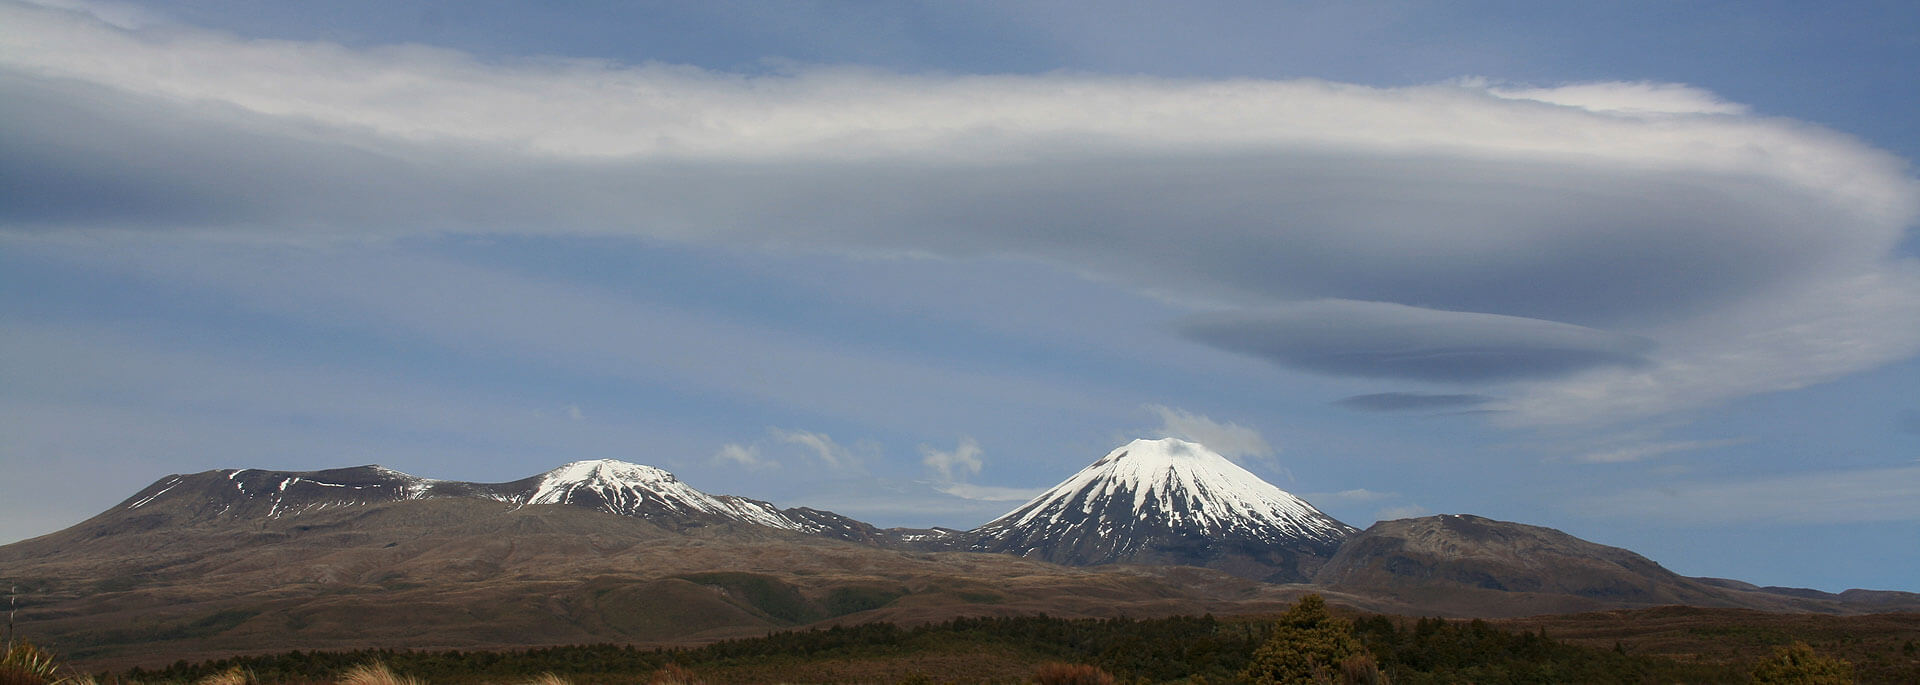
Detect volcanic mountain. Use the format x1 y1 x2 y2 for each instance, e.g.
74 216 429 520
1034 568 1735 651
961 438 1357 582
1310 514 1920 616
0 456 1304 667
8 445 1920 668
78 459 902 544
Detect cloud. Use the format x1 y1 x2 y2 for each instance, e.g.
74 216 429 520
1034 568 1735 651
1307 488 1397 503
1145 405 1275 464
933 482 1046 502
920 436 983 482
1577 466 1920 524
917 437 1043 502
18 0 159 30
771 428 860 470
712 443 776 471
4 2 1918 425
1335 392 1496 412
1374 505 1431 521
1487 80 1750 115
1570 437 1750 464
1182 301 1653 383
1505 267 1920 425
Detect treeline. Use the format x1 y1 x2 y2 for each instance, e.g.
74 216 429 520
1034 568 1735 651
117 608 1748 684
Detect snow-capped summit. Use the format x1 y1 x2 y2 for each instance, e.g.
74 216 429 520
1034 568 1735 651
519 458 802 530
964 438 1357 582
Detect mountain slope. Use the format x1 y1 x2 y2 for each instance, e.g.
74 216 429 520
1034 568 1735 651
1312 514 1850 617
0 495 1305 669
58 459 890 545
962 438 1356 582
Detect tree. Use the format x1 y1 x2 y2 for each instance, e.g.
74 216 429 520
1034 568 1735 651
1242 595 1373 685
1750 642 1854 685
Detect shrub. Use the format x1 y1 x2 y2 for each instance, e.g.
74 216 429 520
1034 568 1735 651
1031 662 1116 685
1750 642 1853 684
1337 653 1389 685
1242 595 1368 685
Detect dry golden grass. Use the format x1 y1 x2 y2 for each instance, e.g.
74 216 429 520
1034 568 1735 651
645 663 703 685
337 663 421 685
194 666 253 685
0 642 94 685
518 674 571 685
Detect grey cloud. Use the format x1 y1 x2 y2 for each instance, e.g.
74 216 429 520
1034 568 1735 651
1336 392 1496 412
5 7 1919 424
1181 301 1653 383
0 73 1888 330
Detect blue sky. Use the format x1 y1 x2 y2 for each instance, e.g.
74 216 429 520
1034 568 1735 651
3 0 1918 593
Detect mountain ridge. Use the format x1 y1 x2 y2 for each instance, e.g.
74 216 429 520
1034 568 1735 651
6 439 1920 669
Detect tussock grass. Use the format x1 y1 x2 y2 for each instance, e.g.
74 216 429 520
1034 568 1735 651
644 663 702 685
194 666 253 685
520 674 571 685
1 641 92 685
337 663 421 685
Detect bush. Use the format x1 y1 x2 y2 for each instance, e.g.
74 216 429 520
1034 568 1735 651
1242 595 1368 685
1750 642 1853 684
1031 662 1116 685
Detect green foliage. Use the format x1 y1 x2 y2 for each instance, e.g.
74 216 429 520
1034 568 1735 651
672 573 819 624
123 610 1748 684
1242 595 1365 684
68 609 260 655
1750 642 1855 684
822 584 906 616
1337 654 1389 685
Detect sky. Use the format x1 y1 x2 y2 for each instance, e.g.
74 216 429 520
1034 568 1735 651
3 0 1918 593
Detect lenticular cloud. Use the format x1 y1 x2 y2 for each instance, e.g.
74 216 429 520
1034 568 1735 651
3 0 1917 425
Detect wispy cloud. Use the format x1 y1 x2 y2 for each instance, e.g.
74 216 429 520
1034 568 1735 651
916 437 1043 503
1308 488 1398 503
1577 466 1920 524
933 482 1045 502
1335 392 1496 412
1374 504 1431 521
1144 405 1276 466
920 436 983 482
712 443 777 471
1571 437 1751 464
771 428 862 471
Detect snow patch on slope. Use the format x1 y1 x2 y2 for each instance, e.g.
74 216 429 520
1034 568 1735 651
519 459 808 531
